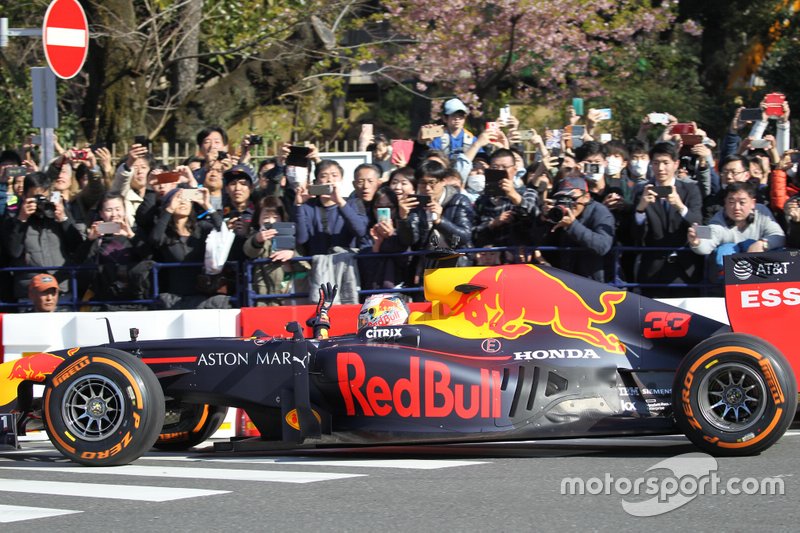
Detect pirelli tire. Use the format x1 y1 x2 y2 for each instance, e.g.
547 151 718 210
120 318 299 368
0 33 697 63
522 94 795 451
673 333 797 456
154 403 228 451
43 348 165 466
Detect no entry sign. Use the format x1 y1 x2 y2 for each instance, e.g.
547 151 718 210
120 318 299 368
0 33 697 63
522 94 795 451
42 0 88 79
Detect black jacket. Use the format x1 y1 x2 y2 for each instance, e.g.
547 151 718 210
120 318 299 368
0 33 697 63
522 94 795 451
398 186 474 250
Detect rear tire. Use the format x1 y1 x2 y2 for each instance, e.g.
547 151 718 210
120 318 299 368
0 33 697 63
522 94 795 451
673 333 797 456
43 348 165 466
154 403 227 451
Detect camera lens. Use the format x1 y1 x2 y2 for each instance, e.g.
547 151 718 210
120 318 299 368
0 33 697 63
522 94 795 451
547 206 566 223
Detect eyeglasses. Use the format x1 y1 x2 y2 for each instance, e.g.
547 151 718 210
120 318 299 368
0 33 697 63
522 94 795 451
418 179 439 187
721 169 747 177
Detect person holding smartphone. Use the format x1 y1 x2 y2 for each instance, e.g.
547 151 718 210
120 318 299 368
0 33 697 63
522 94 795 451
689 181 784 283
73 193 152 308
422 98 478 161
243 197 297 306
397 159 474 262
631 142 703 297
358 186 410 290
472 148 539 248
294 159 369 255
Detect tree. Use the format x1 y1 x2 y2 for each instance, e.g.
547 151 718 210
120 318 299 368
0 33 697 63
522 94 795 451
373 0 675 115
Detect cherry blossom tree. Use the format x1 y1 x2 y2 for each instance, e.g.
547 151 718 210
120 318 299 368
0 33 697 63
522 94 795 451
376 0 676 112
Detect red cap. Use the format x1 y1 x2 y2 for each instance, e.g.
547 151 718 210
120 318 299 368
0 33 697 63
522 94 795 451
29 274 59 294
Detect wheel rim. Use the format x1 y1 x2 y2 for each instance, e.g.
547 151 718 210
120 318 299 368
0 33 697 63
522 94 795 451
697 362 767 432
61 374 127 441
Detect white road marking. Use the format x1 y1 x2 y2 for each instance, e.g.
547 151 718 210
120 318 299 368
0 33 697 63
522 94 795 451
145 456 488 469
0 504 81 523
0 478 227 502
45 27 86 48
0 464 364 484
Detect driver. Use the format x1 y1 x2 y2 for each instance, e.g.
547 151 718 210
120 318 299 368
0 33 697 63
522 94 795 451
357 294 410 329
307 286 410 340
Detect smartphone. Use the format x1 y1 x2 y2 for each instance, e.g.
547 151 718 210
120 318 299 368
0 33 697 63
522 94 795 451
572 97 584 116
271 235 296 252
485 121 500 132
790 152 800 164
499 105 511 123
599 133 612 143
3 166 27 178
595 108 612 121
307 183 333 196
377 207 391 224
571 125 585 149
97 221 121 235
391 139 414 164
272 222 296 235
680 134 703 147
545 129 562 149
248 134 263 145
518 129 535 141
484 168 506 196
410 194 431 205
183 188 203 202
652 185 673 198
156 171 181 184
89 142 107 152
669 123 696 135
286 146 311 167
582 162 600 175
134 135 150 149
749 139 771 150
764 93 786 117
739 108 762 122
285 165 308 186
420 125 444 140
695 225 712 240
217 150 228 161
50 191 61 203
361 124 374 137
648 113 670 125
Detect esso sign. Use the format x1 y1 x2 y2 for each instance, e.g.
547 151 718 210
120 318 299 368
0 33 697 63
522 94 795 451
43 0 89 79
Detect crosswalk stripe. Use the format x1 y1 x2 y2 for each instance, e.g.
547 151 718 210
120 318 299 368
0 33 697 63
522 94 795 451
0 465 365 484
0 504 81 523
0 478 227 502
146 456 488 470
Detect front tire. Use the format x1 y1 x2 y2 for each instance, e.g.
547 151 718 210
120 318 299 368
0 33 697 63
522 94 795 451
43 348 165 466
154 403 227 451
673 333 797 456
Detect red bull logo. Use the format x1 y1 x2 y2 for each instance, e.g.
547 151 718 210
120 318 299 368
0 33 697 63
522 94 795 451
1 352 64 406
412 265 626 354
337 352 502 419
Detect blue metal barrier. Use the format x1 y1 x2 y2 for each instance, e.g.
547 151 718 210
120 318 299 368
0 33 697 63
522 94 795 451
0 245 714 311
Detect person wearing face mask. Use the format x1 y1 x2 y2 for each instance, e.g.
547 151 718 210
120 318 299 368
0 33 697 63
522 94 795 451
462 154 489 204
627 140 651 182
472 148 539 248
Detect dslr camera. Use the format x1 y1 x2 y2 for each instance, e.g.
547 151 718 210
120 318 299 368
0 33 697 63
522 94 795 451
34 194 56 219
546 195 577 223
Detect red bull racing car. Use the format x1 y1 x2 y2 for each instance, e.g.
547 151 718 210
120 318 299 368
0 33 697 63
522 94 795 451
1 251 798 466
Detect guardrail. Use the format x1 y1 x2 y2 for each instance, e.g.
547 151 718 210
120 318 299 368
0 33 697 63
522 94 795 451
0 244 716 311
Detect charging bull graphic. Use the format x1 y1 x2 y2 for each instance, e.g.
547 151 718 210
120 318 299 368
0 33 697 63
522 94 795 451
412 264 626 353
0 352 64 406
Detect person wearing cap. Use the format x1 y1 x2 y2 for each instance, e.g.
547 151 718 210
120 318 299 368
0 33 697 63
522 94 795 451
27 273 61 312
222 164 257 260
422 98 477 161
540 176 615 282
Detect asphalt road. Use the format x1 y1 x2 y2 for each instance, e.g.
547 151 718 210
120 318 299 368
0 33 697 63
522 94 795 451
1 431 798 532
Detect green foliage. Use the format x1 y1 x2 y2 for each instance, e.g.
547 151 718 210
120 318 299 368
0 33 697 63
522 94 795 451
374 85 413 135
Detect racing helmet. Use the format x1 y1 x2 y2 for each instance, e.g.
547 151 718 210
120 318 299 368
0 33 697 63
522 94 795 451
358 294 410 329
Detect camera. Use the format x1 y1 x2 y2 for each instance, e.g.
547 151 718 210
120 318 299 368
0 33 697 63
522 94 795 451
34 194 56 219
679 155 698 174
546 195 576 223
248 134 263 145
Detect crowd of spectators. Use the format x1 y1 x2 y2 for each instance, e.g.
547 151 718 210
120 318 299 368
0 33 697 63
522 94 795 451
0 94 797 311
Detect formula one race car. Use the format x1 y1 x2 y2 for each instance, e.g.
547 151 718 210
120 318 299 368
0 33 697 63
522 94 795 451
1 251 798 466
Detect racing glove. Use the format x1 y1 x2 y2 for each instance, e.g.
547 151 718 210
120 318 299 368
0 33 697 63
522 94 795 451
308 282 337 339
